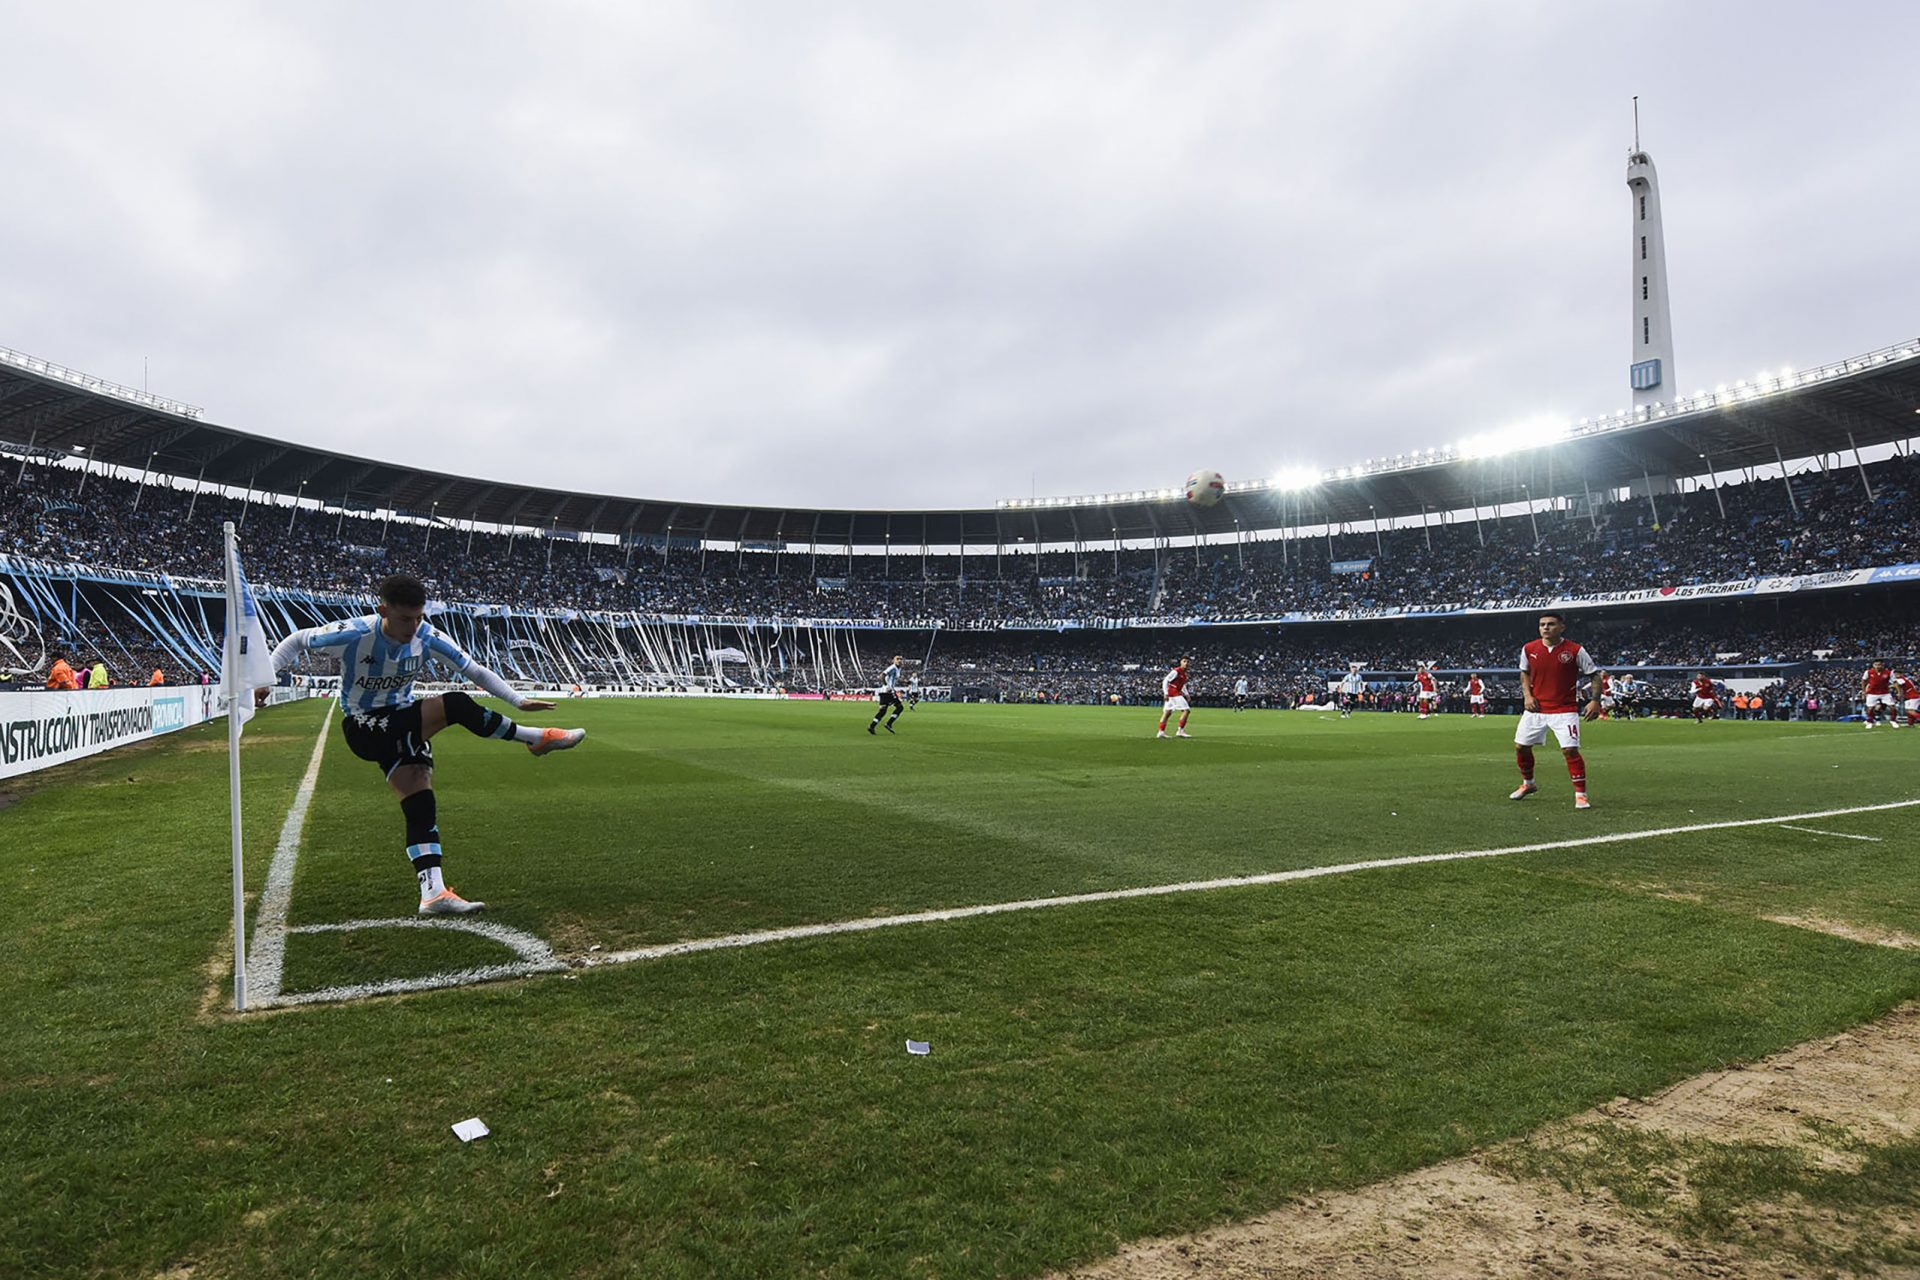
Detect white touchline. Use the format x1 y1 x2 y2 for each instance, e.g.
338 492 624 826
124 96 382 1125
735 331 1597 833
587 798 1920 969
255 788 1920 1009
243 705 335 1005
1777 825 1886 843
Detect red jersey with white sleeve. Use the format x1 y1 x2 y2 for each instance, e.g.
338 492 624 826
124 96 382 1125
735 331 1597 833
1692 676 1716 701
1468 676 1484 698
1416 670 1436 694
1598 672 1613 697
1864 668 1893 696
1164 666 1189 698
1520 639 1596 714
1896 675 1919 700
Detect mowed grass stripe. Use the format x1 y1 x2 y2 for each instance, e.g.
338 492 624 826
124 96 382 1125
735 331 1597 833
281 701 1920 962
5 843 1916 1279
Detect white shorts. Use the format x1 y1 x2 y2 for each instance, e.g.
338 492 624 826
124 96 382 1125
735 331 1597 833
1469 695 1485 705
1906 698 1920 713
1865 693 1896 708
1417 691 1437 703
1515 711 1582 749
1162 696 1190 713
1600 696 1616 709
1692 696 1717 710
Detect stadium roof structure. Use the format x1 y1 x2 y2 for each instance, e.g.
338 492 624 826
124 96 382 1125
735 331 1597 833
3 339 1918 548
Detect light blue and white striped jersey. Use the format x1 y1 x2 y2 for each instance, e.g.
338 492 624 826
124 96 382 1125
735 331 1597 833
1340 672 1364 695
283 615 482 717
881 663 901 693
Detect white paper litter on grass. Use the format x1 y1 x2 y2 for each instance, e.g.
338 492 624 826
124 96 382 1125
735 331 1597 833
452 1117 491 1143
906 1040 931 1056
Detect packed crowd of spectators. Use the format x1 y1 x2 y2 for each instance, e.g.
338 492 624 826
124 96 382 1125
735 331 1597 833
4 448 1917 708
5 451 1919 626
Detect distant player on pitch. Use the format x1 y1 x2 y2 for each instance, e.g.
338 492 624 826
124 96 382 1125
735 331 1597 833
1157 657 1193 739
1613 671 1639 719
1466 672 1486 718
1690 672 1720 724
1339 666 1364 718
1233 675 1249 711
1862 660 1899 729
259 573 585 916
869 654 906 734
1414 664 1438 719
1511 612 1601 810
1895 669 1920 728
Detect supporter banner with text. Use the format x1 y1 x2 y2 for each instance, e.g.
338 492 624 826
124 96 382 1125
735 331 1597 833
0 684 314 782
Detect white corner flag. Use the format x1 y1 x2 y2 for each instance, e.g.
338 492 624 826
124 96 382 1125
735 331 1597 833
222 523 276 1011
222 529 277 732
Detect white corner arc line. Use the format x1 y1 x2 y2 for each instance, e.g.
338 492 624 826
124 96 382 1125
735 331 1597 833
1777 824 1886 842
243 706 335 1005
587 798 1920 969
289 915 560 965
268 918 566 1008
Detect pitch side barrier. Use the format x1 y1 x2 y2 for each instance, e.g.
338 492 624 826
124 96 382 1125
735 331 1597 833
0 681 331 783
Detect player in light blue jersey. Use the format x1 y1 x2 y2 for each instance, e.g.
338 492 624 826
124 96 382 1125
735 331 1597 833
868 655 906 734
259 573 585 915
1339 668 1364 718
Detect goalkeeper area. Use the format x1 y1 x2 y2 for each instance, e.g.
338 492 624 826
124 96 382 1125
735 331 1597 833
4 699 1919 1277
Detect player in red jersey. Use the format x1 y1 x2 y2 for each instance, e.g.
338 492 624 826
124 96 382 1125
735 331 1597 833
1690 672 1719 724
1466 673 1487 718
1157 657 1194 739
1862 660 1899 728
1595 671 1615 719
1511 612 1601 810
1414 664 1438 719
1895 670 1920 728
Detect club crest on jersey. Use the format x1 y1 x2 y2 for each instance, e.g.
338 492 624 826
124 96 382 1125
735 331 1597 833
1558 651 1572 664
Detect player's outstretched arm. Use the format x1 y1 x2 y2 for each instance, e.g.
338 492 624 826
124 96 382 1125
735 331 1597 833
450 648 557 713
255 626 324 705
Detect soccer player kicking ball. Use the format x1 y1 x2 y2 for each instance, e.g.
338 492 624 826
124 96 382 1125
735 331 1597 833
1510 612 1601 811
869 654 906 734
1157 657 1194 738
257 574 585 915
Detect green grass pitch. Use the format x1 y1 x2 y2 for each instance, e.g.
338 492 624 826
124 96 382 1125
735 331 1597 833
2 698 1917 1277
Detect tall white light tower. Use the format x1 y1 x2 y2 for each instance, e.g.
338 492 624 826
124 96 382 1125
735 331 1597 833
1626 98 1676 407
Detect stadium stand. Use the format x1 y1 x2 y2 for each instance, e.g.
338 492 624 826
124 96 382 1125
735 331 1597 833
3 340 1919 713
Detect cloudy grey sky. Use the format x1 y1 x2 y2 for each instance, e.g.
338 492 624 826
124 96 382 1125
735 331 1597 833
3 2 1915 511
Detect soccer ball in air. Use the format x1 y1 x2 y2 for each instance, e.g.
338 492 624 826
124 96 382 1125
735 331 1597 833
1185 469 1225 508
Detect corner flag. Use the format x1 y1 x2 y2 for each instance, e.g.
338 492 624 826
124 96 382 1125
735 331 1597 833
221 532 277 731
222 522 276 1011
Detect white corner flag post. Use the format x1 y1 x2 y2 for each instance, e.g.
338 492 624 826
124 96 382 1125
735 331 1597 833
221 522 275 1011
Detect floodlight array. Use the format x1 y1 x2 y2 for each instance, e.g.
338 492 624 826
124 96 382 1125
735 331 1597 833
996 338 1920 510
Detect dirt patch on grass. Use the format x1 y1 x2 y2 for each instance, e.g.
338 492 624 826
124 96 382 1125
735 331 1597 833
1051 1004 1920 1279
1767 913 1920 951
543 911 607 959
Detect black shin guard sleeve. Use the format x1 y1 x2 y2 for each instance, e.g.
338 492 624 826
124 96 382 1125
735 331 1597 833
441 689 510 739
401 789 440 849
